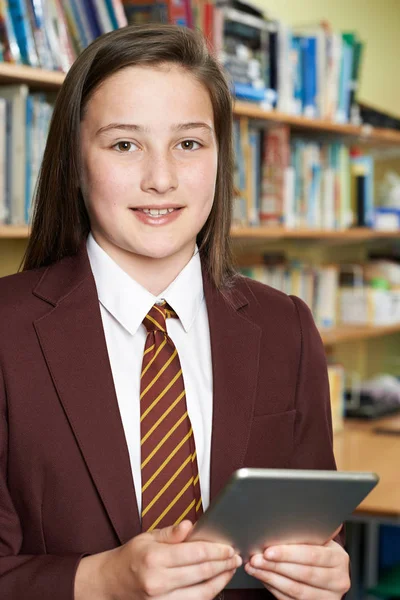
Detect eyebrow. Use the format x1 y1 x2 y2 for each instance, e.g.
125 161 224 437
96 121 214 136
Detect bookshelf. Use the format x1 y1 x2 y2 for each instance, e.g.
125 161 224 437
2 65 400 144
2 224 400 242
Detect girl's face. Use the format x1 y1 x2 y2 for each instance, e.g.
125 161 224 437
80 63 218 269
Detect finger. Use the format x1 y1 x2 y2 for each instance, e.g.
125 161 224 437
327 524 343 543
151 520 193 545
170 568 238 599
263 544 338 568
262 583 298 600
248 556 344 592
164 540 236 568
163 554 242 592
244 564 333 600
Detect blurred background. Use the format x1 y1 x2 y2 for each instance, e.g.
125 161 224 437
1 0 400 597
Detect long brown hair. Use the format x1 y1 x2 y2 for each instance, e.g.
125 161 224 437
23 23 236 289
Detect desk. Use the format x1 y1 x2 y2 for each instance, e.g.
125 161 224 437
334 415 400 599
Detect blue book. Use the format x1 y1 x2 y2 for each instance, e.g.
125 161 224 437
234 83 267 103
8 0 39 66
302 36 317 117
104 0 119 29
68 0 90 47
25 95 34 224
291 36 303 115
82 0 102 39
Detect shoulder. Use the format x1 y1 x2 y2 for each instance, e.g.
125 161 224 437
228 273 318 342
0 267 46 318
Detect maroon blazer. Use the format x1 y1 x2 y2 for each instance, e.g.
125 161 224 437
0 244 343 599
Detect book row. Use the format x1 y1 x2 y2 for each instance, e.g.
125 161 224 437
0 84 53 225
1 0 127 71
234 120 375 230
1 0 365 125
240 256 400 330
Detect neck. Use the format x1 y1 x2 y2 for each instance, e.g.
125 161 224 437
92 234 195 295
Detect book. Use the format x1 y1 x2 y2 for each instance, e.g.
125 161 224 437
0 84 29 225
8 0 39 66
0 98 7 223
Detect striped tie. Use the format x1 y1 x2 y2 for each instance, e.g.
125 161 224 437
140 301 203 532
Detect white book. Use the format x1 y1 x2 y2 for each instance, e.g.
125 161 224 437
0 98 7 223
283 166 295 229
0 85 28 225
322 167 335 230
93 0 113 33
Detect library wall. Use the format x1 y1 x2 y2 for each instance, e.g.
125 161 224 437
251 0 400 118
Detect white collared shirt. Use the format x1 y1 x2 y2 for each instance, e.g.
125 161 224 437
87 233 213 514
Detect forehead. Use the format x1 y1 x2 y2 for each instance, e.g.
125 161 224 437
84 64 214 128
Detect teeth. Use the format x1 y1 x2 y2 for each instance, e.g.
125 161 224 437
141 208 176 216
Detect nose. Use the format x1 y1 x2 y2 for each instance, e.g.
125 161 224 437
140 150 178 195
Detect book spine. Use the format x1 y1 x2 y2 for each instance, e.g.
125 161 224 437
81 0 102 38
109 0 127 27
0 98 7 224
25 94 33 224
8 0 39 66
92 0 113 33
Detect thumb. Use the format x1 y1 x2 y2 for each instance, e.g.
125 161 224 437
326 524 343 544
151 520 194 544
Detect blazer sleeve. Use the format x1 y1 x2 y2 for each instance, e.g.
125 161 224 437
0 363 87 600
289 296 346 549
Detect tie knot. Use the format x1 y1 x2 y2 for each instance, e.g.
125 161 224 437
142 301 178 333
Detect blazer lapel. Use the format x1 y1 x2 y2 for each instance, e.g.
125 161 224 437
203 271 262 501
33 246 140 544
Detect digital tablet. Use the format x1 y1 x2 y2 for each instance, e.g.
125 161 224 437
188 468 379 589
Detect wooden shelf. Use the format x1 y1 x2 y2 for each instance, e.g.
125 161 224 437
234 100 400 146
0 63 65 90
321 323 400 345
1 224 400 241
1 65 400 144
0 226 30 238
231 227 400 241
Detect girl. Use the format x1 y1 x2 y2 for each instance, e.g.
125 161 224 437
0 24 350 600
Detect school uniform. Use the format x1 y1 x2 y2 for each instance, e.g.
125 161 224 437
0 235 343 599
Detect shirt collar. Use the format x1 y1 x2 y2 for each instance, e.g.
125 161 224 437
87 233 204 335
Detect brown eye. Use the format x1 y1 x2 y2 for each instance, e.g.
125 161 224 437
178 140 201 151
115 141 135 152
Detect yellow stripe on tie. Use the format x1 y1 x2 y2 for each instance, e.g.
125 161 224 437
194 474 199 486
191 450 197 463
141 390 185 444
141 337 167 379
147 477 194 531
174 499 196 526
196 498 202 512
141 414 189 468
142 428 193 492
141 455 192 517
154 304 166 318
144 344 155 356
145 313 165 332
140 349 177 400
140 370 183 421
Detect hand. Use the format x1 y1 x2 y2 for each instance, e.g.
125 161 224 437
75 520 242 600
244 536 350 600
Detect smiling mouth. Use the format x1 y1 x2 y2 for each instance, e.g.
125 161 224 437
132 207 182 216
